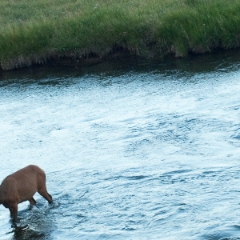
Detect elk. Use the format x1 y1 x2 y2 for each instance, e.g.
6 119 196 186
0 165 53 223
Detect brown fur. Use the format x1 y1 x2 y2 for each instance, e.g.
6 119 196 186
0 165 52 222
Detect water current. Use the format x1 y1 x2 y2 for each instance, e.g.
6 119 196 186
1 51 240 239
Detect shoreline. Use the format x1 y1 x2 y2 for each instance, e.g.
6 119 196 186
1 0 240 71
1 46 238 72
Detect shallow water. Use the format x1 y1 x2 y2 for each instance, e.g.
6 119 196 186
1 52 240 239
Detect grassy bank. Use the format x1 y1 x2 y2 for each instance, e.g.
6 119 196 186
1 0 240 70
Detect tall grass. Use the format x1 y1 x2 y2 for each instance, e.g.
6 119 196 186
1 0 240 70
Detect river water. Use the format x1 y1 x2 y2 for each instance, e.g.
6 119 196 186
1 51 240 240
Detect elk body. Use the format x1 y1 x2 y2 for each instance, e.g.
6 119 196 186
0 165 52 222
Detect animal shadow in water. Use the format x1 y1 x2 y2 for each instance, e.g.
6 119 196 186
11 225 45 240
10 201 58 240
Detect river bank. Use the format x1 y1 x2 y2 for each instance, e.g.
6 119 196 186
1 0 240 70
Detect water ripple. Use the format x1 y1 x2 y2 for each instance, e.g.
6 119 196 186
2 53 240 239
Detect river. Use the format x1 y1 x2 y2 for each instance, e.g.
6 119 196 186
1 51 240 239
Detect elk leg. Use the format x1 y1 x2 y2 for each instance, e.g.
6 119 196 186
38 189 53 204
9 207 13 218
10 204 18 223
29 197 36 206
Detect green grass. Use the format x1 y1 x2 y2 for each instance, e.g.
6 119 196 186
1 0 240 70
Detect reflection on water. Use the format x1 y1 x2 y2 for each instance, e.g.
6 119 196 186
2 201 57 240
1 50 240 239
11 227 45 240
